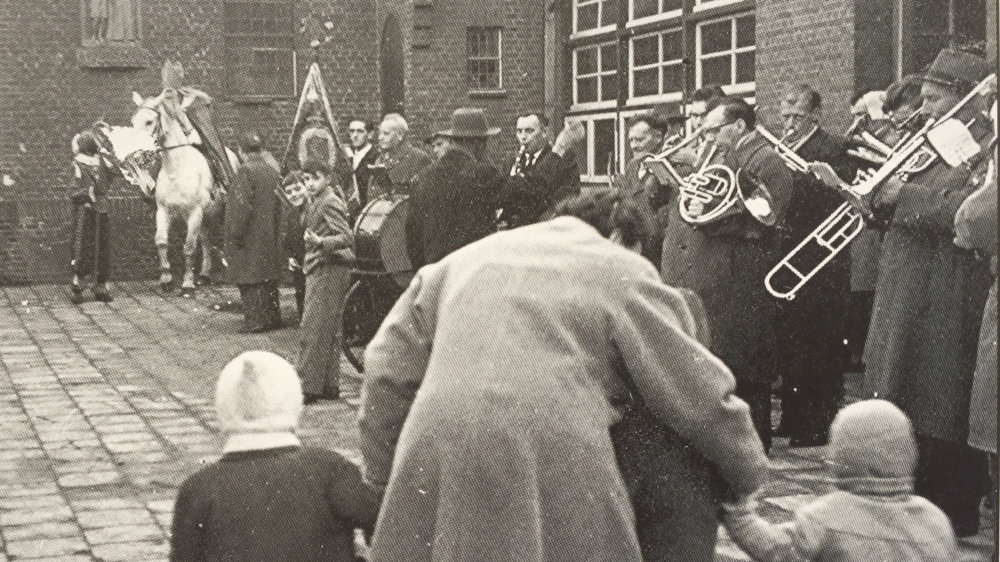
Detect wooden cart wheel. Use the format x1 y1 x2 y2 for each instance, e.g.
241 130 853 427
342 279 371 373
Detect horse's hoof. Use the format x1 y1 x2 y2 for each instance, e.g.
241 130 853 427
180 287 196 298
195 275 212 286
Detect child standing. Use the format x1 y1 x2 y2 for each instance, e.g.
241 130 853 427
170 351 378 561
69 131 115 304
723 399 957 561
279 172 307 322
298 160 355 404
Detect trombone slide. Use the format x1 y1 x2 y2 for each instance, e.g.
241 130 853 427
765 202 865 300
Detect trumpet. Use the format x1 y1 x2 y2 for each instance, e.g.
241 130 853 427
765 72 996 300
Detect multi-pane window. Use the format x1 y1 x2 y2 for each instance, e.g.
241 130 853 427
574 0 619 33
467 27 503 91
697 13 755 88
82 0 139 44
631 0 683 20
630 28 683 98
223 1 296 98
903 0 986 76
574 42 618 105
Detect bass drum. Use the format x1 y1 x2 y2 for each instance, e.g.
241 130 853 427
353 194 414 287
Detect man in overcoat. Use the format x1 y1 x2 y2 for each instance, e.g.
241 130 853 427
369 113 432 200
612 112 670 266
659 97 795 452
863 48 995 536
224 132 285 333
404 108 505 269
771 84 856 447
497 112 581 229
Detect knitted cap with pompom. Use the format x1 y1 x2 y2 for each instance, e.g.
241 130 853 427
215 351 303 434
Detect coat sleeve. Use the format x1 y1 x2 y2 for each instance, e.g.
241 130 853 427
315 195 355 257
169 477 207 562
225 167 254 247
325 455 381 538
722 500 816 562
892 162 978 235
954 159 997 254
358 271 436 491
610 271 769 496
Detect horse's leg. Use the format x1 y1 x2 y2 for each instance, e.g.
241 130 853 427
197 230 213 285
197 200 220 285
179 206 204 297
155 204 173 292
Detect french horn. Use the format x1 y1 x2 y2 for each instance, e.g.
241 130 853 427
643 133 740 225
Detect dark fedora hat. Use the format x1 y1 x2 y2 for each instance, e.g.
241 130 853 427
437 108 500 138
923 48 992 88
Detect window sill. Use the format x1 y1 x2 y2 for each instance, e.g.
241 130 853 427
76 42 150 69
468 89 508 99
225 95 295 105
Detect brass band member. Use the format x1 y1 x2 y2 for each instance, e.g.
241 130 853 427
863 48 995 537
659 97 795 452
772 85 857 447
845 76 924 372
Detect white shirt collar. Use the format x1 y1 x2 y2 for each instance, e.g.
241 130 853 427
222 431 301 454
351 144 372 169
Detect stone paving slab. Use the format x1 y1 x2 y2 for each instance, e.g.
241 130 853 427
0 280 886 561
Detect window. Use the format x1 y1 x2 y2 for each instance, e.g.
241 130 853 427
82 0 139 44
573 42 618 105
467 27 503 91
566 114 619 182
223 1 296 98
574 0 618 34
898 0 987 76
630 28 683 99
696 13 755 90
630 0 683 21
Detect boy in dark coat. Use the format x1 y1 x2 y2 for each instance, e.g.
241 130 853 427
297 160 355 404
224 132 285 333
69 131 116 303
170 351 378 562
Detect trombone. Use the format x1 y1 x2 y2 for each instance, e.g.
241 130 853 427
765 72 996 300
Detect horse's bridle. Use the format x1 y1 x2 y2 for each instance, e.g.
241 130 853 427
138 104 197 152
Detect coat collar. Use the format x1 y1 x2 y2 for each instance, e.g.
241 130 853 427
223 431 301 454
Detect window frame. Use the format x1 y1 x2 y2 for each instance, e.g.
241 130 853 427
80 0 142 46
564 113 620 184
222 0 297 100
628 0 683 27
628 27 685 104
695 12 756 94
572 0 617 39
466 26 504 93
572 40 620 110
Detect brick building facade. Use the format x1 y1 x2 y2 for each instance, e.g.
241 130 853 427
1 1 995 283
0 0 380 284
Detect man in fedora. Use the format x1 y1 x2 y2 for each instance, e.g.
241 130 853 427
863 47 995 537
405 108 505 268
498 111 582 229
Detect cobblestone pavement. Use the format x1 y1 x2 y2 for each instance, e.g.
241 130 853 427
0 281 989 561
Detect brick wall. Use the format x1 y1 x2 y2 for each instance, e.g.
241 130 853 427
0 0 378 284
375 0 546 172
755 0 856 135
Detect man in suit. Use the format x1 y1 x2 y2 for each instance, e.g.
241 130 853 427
660 97 795 452
405 108 505 269
344 118 379 215
613 112 670 266
224 132 286 333
369 113 432 200
771 84 856 447
498 112 581 229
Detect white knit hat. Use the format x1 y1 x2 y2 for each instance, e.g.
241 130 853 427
215 351 303 433
829 399 916 495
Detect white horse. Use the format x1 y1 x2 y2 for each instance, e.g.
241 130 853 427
131 91 230 295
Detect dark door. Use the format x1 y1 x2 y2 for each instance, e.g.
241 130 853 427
380 15 405 116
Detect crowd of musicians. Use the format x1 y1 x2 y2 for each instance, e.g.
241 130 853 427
164 45 997 562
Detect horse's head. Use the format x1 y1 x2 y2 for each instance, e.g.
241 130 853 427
131 91 162 140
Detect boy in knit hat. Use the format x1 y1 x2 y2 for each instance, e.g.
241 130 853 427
723 399 957 561
170 351 378 562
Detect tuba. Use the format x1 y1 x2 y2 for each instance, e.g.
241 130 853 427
765 73 996 300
